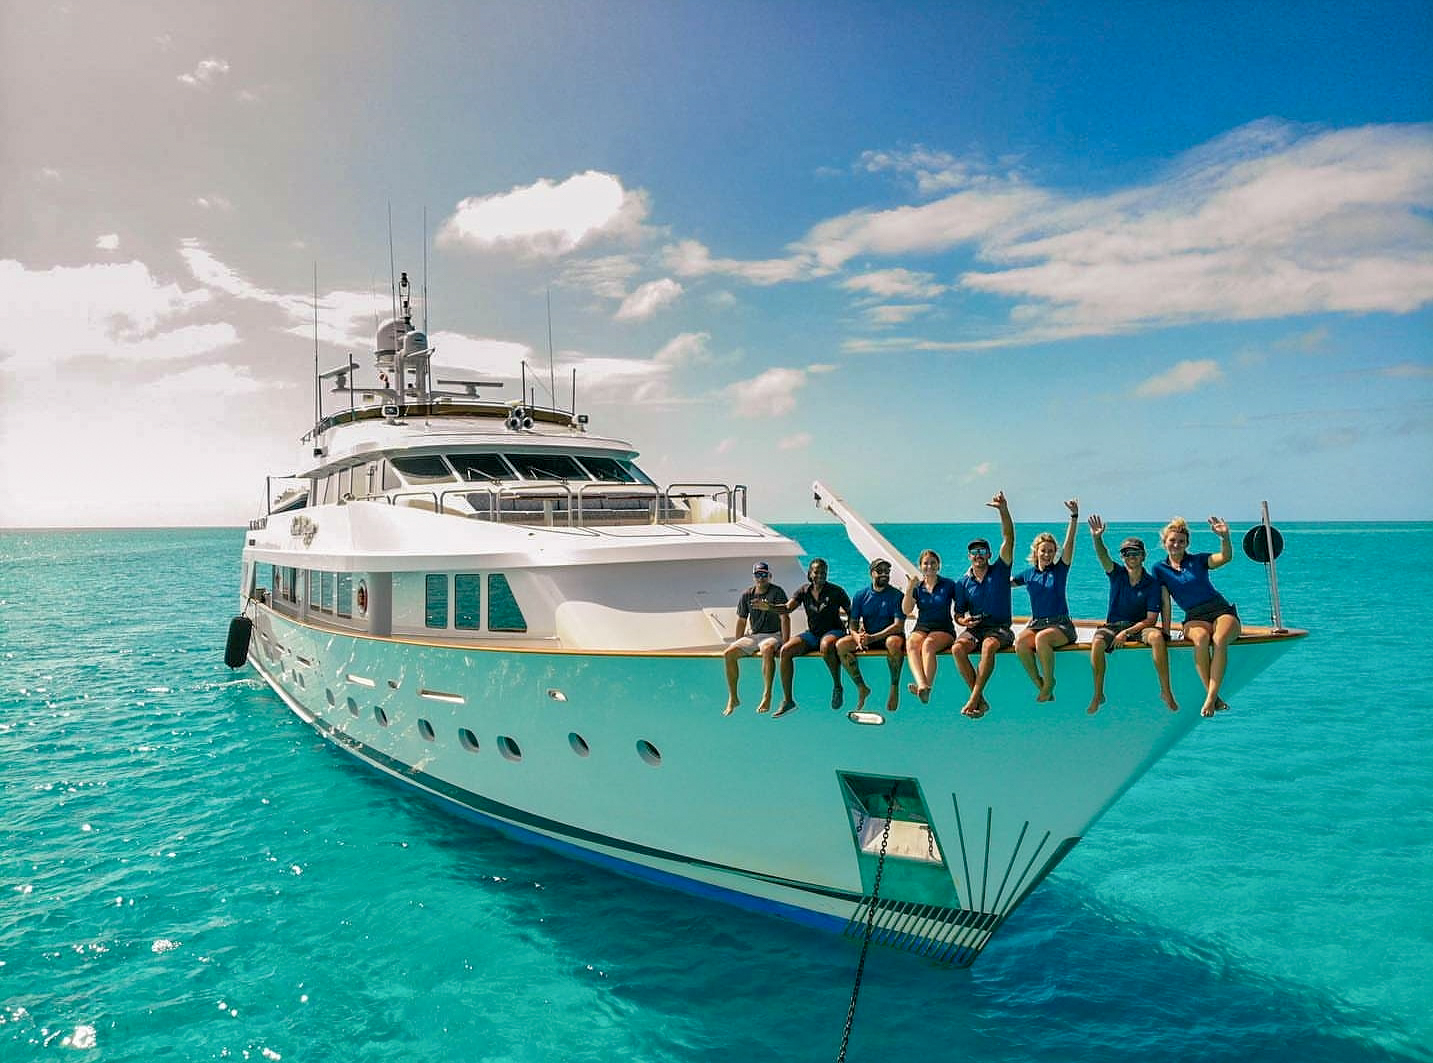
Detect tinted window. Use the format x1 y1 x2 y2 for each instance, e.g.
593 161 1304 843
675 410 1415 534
576 456 639 483
487 574 527 632
425 574 448 628
336 573 353 618
391 455 455 484
455 574 482 630
506 453 588 481
449 453 516 482
320 571 334 613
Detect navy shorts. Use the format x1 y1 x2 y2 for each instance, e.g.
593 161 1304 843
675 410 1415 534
798 628 845 651
958 623 1014 651
1026 615 1077 644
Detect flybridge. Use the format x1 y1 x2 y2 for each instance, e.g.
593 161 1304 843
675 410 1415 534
304 271 589 453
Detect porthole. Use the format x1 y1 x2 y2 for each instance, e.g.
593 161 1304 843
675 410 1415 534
636 740 662 767
374 706 390 728
458 728 480 753
497 736 522 762
568 732 590 758
346 696 359 717
417 719 436 742
325 688 336 707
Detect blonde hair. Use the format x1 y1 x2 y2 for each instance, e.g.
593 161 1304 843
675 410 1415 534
1027 531 1057 564
1161 516 1191 546
918 548 941 567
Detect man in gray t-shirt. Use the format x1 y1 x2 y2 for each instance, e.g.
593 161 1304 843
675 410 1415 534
722 561 789 716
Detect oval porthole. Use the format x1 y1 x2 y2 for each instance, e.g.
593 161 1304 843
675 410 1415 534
374 706 389 728
497 736 522 762
458 728 480 753
346 696 359 717
325 688 336 707
636 740 661 767
546 689 567 702
568 732 590 757
417 718 436 742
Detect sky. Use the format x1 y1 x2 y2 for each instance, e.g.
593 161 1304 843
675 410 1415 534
2 0 1430 527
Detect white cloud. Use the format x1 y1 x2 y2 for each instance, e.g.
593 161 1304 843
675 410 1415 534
864 304 933 326
715 438 736 454
439 172 652 257
662 239 812 286
559 255 640 299
430 331 674 406
178 57 230 88
1379 363 1433 378
961 461 993 483
725 367 812 417
858 145 993 197
778 432 812 450
654 332 710 365
95 233 119 251
840 268 946 300
0 258 211 370
615 278 682 321
145 362 266 396
178 242 377 347
195 195 233 211
1134 359 1224 397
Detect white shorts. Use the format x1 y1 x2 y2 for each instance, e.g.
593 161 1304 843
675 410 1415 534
729 632 781 655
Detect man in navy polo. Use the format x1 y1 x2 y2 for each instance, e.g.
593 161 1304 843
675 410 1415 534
952 490 1016 719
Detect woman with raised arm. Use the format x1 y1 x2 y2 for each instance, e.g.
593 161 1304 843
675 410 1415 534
902 549 959 704
1153 516 1242 717
1012 499 1080 702
1085 515 1176 715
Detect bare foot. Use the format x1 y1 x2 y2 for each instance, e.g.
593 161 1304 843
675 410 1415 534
1200 697 1216 717
886 687 899 712
961 697 988 719
906 681 920 696
1161 689 1179 712
756 696 771 714
1215 697 1229 712
917 686 931 704
1086 693 1105 715
1036 682 1055 703
855 683 871 711
722 697 738 717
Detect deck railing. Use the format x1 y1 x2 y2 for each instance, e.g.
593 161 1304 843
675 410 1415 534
380 480 748 529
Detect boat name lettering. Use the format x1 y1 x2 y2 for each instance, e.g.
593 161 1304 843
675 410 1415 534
289 515 319 546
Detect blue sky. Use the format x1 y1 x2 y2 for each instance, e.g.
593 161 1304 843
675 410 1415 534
2 1 1430 526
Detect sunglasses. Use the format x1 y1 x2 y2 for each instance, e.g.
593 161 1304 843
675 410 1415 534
969 547 991 558
1120 549 1145 558
753 572 770 579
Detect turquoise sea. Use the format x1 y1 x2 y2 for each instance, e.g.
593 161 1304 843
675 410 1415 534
1 522 1430 1062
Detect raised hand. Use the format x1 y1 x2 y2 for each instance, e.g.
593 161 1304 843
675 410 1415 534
1088 514 1106 537
987 490 1008 511
1064 498 1079 518
1208 516 1230 537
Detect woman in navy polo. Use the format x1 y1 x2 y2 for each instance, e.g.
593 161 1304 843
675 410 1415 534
1011 499 1080 702
901 549 960 704
1153 515 1241 717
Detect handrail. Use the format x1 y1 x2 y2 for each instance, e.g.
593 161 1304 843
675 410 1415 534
374 479 745 530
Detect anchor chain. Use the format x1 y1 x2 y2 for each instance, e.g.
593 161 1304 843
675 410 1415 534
835 781 901 1063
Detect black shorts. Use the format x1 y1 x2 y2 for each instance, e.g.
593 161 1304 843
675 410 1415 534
958 623 1014 651
1183 596 1238 625
1026 615 1077 644
913 622 956 637
1093 621 1139 651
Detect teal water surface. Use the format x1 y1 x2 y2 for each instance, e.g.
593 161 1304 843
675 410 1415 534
1 523 1429 1061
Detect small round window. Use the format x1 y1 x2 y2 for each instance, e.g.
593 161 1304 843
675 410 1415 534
568 732 590 757
636 740 661 767
458 728 480 753
497 736 522 762
417 719 436 742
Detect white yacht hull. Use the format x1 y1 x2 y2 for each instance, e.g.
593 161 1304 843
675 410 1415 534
247 604 1301 964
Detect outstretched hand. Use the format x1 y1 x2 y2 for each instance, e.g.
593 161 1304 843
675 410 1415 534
1088 514 1106 537
1064 498 1079 518
1208 516 1230 537
987 490 1008 511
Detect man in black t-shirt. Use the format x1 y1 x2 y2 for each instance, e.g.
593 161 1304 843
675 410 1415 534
774 558 852 717
722 561 790 716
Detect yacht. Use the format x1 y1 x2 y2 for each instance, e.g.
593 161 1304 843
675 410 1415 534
232 279 1305 966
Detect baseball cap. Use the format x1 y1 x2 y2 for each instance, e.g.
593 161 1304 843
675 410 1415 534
752 561 771 576
869 557 892 572
967 538 991 552
1119 537 1146 554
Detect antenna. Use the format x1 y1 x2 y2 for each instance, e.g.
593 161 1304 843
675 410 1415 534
422 205 429 334
546 288 556 414
312 263 321 431
387 201 399 331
